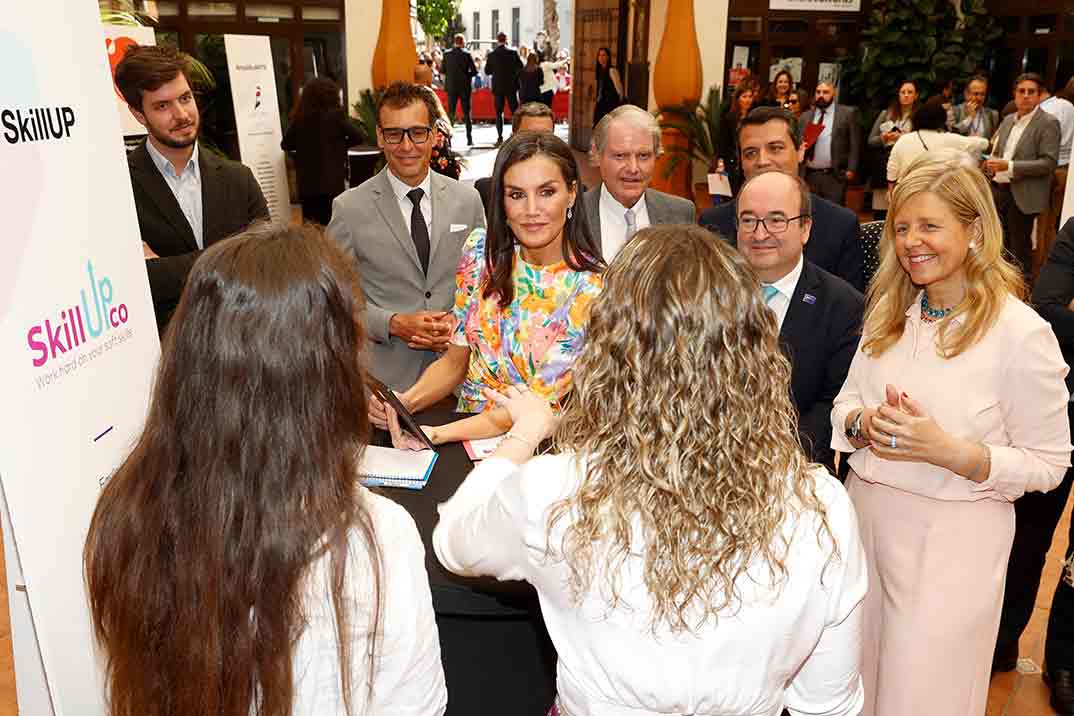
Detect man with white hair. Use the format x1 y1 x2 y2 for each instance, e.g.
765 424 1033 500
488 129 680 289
583 104 696 261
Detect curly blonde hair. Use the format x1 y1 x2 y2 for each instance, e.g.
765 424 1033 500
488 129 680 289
550 224 837 633
862 149 1025 358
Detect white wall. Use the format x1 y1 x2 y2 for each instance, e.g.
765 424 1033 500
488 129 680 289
345 0 380 101
456 0 572 52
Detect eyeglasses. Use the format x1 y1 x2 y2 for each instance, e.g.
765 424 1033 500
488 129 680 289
380 126 432 145
787 98 800 105
738 214 807 234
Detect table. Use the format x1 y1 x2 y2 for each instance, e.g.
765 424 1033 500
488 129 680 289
347 147 383 190
374 402 557 715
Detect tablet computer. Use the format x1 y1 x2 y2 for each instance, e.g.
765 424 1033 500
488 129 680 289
366 375 437 451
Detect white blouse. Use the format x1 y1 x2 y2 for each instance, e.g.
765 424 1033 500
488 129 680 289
292 489 447 715
434 454 867 716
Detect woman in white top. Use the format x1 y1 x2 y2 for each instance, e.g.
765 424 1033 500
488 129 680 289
887 97 988 186
84 225 446 716
434 224 867 716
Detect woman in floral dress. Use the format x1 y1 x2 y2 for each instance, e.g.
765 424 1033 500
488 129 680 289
385 132 604 446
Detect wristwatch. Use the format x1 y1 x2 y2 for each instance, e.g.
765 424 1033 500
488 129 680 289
845 410 863 440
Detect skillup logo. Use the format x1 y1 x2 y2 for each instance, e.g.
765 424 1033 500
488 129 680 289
26 260 131 368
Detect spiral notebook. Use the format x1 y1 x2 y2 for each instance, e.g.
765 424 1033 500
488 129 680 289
359 446 438 490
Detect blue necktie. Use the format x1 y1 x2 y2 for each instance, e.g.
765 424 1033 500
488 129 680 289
762 284 780 304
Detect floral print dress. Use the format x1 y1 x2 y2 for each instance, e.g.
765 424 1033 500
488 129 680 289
451 228 602 413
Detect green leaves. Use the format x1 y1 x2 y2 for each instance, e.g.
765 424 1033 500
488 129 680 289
416 0 462 40
842 0 999 115
656 85 724 178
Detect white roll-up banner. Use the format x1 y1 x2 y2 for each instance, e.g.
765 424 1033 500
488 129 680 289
225 34 289 225
0 1 161 713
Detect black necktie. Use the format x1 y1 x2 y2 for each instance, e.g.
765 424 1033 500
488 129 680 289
407 188 430 274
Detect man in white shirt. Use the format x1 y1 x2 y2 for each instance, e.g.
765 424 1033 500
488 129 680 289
735 170 863 473
327 82 485 391
1036 83 1074 275
984 73 1061 283
582 105 695 261
800 82 861 206
116 44 269 331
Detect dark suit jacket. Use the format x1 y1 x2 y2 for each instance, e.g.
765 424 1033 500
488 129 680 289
582 184 696 259
1033 216 1074 391
128 141 269 330
800 104 861 178
780 260 865 472
485 44 522 96
442 47 477 96
699 193 865 292
281 110 363 199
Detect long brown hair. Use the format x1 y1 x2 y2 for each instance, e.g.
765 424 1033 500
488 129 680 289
551 225 837 633
84 224 380 716
484 131 604 308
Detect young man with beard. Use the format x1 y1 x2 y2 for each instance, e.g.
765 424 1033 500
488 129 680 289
115 45 269 331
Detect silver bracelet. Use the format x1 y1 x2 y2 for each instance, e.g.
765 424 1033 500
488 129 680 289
503 431 538 449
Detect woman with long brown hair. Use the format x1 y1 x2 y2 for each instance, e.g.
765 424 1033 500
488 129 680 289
282 76 363 225
377 131 604 448
435 225 866 715
866 79 919 217
831 150 1070 714
84 225 446 716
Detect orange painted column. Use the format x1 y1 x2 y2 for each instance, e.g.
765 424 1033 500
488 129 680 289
371 0 418 88
649 0 703 200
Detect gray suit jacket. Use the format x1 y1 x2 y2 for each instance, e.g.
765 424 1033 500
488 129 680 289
802 104 861 177
327 168 485 390
583 185 696 260
992 109 1061 215
950 103 1000 140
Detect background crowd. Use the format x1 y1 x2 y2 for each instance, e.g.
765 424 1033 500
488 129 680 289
86 41 1074 716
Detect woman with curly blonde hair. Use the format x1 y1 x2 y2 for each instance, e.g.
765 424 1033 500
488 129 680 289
830 149 1071 715
435 224 867 716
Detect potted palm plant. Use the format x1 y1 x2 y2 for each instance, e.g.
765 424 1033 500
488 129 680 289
658 84 724 210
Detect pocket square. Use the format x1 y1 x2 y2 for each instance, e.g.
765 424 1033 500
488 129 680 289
450 223 469 232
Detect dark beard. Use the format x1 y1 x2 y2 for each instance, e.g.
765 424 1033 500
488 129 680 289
813 97 833 109
149 122 198 149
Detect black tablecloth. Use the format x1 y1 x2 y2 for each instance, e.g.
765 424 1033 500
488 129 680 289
373 402 556 714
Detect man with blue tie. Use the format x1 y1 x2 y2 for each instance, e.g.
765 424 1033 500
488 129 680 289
736 170 864 473
801 82 861 206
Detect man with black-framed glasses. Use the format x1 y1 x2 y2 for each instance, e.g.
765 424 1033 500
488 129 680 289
736 169 863 475
327 82 485 393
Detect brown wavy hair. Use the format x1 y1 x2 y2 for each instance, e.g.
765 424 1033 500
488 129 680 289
862 149 1025 358
84 224 380 716
550 224 837 633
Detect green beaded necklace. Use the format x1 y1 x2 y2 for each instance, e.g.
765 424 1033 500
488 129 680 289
920 292 954 320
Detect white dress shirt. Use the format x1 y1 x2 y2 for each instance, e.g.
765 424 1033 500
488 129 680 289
386 168 433 234
763 255 804 330
292 489 447 715
599 186 650 260
994 107 1038 184
807 104 836 169
434 454 867 716
146 138 204 248
1040 95 1074 166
